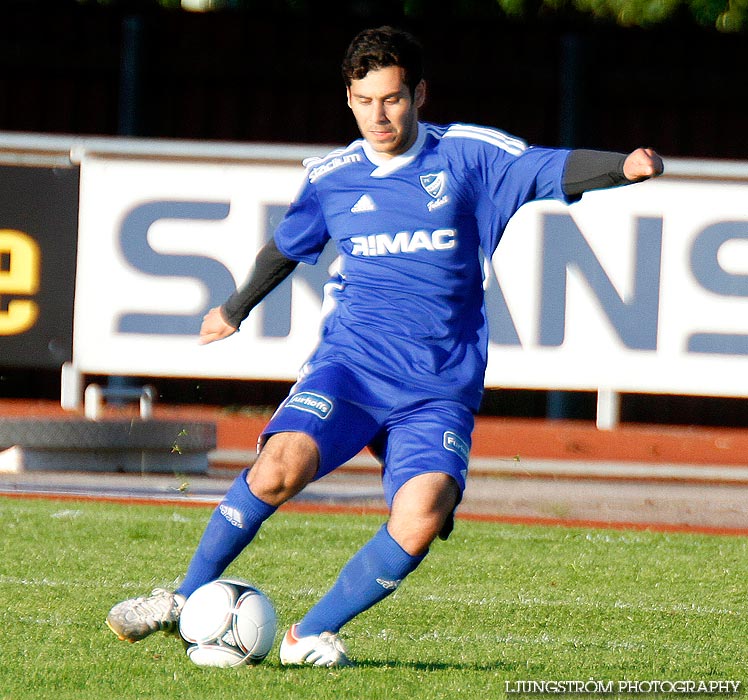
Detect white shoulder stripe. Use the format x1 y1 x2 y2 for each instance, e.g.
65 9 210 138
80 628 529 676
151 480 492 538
441 124 527 156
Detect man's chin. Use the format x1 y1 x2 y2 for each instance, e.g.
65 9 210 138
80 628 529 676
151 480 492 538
367 140 401 157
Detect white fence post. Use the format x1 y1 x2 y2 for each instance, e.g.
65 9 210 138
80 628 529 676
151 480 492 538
596 389 621 431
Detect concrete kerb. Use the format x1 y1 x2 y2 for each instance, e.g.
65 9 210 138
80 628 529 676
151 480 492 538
0 418 216 474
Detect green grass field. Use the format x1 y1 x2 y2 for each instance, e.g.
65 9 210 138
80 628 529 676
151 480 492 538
1 495 747 700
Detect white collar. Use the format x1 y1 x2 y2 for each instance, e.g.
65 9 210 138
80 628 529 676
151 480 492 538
363 123 426 178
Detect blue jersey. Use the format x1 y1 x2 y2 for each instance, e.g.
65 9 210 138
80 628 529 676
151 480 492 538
273 122 573 412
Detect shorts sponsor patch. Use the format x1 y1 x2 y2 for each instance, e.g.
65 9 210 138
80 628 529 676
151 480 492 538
443 430 470 466
286 391 334 419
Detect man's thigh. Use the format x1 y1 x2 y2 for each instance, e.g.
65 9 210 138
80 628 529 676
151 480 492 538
259 365 386 479
377 399 474 508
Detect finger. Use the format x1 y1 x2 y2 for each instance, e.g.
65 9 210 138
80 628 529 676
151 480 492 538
198 333 218 345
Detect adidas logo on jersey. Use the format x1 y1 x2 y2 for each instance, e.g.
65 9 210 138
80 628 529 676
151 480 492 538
351 194 377 213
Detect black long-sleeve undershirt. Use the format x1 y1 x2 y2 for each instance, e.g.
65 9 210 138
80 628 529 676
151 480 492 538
562 149 630 196
220 239 298 328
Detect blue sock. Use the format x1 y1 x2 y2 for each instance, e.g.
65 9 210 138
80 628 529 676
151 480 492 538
296 524 426 636
177 469 276 598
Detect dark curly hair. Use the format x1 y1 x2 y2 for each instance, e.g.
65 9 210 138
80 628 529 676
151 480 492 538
342 26 424 97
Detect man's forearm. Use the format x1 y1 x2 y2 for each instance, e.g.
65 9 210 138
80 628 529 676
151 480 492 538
562 149 630 197
221 239 299 328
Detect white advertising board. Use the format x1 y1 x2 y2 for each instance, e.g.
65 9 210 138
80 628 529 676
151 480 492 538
75 154 748 397
485 178 748 395
75 156 327 379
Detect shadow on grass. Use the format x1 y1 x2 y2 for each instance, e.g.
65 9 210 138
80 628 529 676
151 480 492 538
281 658 532 673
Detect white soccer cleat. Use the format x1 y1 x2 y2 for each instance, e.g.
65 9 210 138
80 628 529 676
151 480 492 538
279 623 355 667
106 588 186 643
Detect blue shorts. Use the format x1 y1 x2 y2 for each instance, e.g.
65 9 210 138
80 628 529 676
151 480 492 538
259 362 474 508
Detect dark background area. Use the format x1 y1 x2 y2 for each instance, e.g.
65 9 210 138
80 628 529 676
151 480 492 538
1 0 747 426
2 1 746 157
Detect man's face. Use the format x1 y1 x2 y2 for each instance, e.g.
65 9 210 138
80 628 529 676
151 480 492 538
346 65 425 159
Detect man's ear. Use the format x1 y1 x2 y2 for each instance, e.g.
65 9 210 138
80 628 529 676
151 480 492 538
346 86 352 109
414 80 426 109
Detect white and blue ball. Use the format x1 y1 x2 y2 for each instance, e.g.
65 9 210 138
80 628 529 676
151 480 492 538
179 578 277 667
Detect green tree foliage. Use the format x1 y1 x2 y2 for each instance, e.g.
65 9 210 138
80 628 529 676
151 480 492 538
412 0 747 29
76 0 747 31
514 0 747 30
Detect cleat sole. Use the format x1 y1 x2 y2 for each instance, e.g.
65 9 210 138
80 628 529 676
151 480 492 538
106 618 136 643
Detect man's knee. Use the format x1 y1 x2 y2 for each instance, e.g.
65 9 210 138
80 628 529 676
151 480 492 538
247 432 319 506
387 472 461 556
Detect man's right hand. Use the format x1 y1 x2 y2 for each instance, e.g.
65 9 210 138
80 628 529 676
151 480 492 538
199 306 238 345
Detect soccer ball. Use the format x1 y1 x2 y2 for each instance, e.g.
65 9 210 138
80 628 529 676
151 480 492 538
179 578 277 667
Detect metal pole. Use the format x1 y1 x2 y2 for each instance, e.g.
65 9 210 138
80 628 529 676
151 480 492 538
118 14 146 137
547 32 588 421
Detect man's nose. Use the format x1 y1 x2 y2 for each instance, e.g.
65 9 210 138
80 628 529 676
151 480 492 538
372 101 388 122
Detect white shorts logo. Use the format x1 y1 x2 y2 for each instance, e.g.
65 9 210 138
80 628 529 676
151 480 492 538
443 430 470 466
287 391 333 419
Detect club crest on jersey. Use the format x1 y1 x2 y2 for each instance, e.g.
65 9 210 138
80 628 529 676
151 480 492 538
420 171 447 198
420 171 450 211
286 392 333 419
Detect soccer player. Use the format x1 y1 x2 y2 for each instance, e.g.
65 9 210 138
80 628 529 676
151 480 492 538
107 26 663 666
